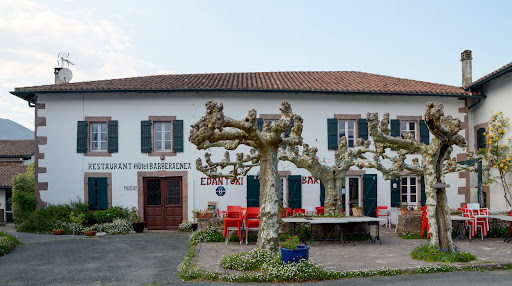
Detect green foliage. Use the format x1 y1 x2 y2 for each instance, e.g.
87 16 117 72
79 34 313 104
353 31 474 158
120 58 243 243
178 221 193 232
220 249 278 271
11 163 36 224
410 244 476 263
189 227 224 244
228 232 257 242
400 231 427 239
297 223 311 241
17 199 136 234
0 232 22 256
280 235 300 250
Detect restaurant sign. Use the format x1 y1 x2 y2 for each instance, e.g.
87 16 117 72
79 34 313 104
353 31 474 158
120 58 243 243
88 162 192 171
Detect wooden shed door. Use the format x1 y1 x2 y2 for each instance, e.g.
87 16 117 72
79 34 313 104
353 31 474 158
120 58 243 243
144 177 183 230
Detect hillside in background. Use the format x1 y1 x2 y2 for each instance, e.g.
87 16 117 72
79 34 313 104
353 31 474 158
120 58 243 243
0 118 34 140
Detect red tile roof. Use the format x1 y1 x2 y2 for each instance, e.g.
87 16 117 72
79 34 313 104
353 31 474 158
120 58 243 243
466 61 512 90
0 140 35 157
0 164 28 187
14 71 470 96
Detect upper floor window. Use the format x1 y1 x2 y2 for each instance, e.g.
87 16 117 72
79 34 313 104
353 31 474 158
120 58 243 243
154 122 173 151
90 122 108 151
141 117 183 155
400 121 416 139
401 176 418 205
338 120 355 147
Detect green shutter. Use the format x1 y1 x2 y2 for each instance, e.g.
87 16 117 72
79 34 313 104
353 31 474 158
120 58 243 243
88 177 97 210
288 175 302 210
477 127 486 150
141 120 152 153
390 119 400 137
77 121 88 153
284 119 294 138
96 177 108 210
173 120 184 152
247 175 260 207
257 118 263 131
419 120 430 145
362 174 377 217
420 175 426 206
320 183 325 207
390 177 400 207
107 120 118 153
358 118 368 140
327 118 338 150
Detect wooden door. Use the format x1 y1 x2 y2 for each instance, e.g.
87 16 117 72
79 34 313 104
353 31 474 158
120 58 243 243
362 174 377 217
144 177 183 230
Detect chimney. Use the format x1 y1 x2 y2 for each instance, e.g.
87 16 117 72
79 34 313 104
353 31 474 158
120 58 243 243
461 50 472 87
54 67 64 84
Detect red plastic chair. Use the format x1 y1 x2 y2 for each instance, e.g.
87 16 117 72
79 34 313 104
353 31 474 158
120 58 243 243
420 206 430 239
315 207 325 215
284 207 292 217
293 208 305 215
475 208 489 239
376 206 388 226
224 206 242 244
217 208 226 218
508 210 512 237
244 207 260 244
462 208 477 239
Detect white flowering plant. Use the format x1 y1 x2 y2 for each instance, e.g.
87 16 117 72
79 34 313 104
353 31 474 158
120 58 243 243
178 221 193 232
0 232 21 256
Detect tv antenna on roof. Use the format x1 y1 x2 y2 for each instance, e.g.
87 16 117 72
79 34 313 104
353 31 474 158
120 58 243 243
55 52 74 83
57 52 74 67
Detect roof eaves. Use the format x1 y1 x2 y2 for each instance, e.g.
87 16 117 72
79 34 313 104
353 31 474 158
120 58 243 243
11 88 479 99
465 64 512 91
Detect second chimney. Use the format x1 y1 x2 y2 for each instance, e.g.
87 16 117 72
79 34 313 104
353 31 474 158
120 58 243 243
461 50 472 87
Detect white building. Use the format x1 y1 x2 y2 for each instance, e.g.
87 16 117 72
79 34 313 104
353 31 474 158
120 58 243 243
11 54 492 229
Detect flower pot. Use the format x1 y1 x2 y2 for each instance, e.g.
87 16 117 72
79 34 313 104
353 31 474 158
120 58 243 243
132 222 145 233
408 210 422 215
52 229 64 235
352 208 363 217
195 213 212 219
84 230 96 236
280 245 310 264
279 209 288 218
400 209 409 215
191 223 198 231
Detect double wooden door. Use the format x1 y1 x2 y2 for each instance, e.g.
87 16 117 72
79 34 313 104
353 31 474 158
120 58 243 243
144 177 182 230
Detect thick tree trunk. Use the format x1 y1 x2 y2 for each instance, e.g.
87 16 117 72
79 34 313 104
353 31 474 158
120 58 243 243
323 177 337 216
256 148 280 251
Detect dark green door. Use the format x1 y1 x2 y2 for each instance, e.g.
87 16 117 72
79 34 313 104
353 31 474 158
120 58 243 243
362 174 377 217
247 175 260 207
288 175 302 210
320 183 325 207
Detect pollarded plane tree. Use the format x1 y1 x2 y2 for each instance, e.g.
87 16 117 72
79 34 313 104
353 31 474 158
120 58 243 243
366 102 466 252
190 100 303 251
279 138 372 216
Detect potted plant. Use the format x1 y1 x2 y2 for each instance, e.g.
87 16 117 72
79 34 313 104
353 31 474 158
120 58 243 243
132 217 145 233
408 205 422 215
280 235 309 264
399 202 409 215
351 206 363 217
84 229 96 236
278 203 288 218
52 229 65 235
193 209 214 219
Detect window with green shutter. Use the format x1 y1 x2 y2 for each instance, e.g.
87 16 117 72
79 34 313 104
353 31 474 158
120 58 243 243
419 120 430 145
358 118 368 140
320 183 325 207
141 120 152 153
476 127 486 150
107 120 118 153
257 118 263 131
390 119 401 137
173 120 184 152
77 121 88 153
88 177 108 210
327 118 338 150
420 175 426 206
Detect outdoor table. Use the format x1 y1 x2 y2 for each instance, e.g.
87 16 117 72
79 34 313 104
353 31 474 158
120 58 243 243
450 215 473 241
488 215 512 242
281 216 385 245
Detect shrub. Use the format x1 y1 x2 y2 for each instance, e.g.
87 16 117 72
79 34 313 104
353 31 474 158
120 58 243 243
280 235 300 249
189 226 224 244
178 221 193 232
89 218 135 235
400 231 427 239
0 232 22 256
10 163 36 224
220 249 277 271
410 244 477 262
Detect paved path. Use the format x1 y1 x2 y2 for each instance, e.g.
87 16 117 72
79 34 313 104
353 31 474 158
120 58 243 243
196 228 512 273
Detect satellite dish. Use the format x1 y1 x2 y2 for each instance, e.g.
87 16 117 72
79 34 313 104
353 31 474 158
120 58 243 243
58 68 73 83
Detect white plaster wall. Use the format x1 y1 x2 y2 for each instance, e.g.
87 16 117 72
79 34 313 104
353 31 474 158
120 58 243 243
37 91 466 220
471 72 512 211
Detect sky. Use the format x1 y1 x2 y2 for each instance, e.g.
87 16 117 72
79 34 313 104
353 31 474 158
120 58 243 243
1 0 512 130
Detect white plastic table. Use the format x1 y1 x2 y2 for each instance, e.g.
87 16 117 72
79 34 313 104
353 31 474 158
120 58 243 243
489 215 512 242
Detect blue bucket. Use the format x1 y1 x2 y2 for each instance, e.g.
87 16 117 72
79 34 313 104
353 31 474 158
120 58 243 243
280 245 310 264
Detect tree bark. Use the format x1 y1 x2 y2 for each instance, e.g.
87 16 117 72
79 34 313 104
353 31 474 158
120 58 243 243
256 147 280 251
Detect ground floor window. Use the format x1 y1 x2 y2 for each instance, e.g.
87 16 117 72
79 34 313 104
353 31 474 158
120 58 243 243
401 176 418 206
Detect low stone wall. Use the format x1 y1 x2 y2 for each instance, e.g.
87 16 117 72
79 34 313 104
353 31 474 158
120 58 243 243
397 214 421 234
